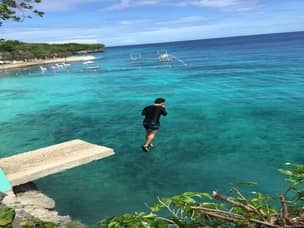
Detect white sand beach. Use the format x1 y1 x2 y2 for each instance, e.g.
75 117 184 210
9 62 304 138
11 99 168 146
0 55 96 70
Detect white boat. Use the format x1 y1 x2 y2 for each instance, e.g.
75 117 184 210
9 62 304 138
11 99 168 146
55 63 63 69
130 52 142 61
158 50 172 62
82 61 100 70
55 63 70 68
83 61 94 65
157 50 187 66
84 66 100 70
40 66 47 72
49 65 58 70
62 63 70 67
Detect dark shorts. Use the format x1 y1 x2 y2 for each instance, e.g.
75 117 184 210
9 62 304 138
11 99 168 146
143 122 160 131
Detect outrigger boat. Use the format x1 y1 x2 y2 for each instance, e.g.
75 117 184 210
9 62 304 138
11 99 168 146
157 50 187 66
158 50 172 62
39 66 47 72
82 60 100 70
130 52 142 61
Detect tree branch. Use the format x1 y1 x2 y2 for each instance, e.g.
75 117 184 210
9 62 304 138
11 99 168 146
157 197 179 218
192 206 279 227
279 194 291 225
231 187 264 218
213 191 263 218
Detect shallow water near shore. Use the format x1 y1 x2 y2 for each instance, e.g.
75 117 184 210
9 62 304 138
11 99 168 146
0 32 304 224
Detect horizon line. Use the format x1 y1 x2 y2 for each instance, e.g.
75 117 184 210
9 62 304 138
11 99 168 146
107 30 304 48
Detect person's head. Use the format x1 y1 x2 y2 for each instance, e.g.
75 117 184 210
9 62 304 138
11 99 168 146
154 98 166 106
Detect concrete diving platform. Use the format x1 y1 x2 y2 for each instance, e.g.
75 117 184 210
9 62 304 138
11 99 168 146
0 139 114 187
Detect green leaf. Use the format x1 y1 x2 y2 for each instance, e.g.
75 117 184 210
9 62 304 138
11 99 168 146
0 208 15 226
182 192 211 197
201 202 218 209
196 192 213 200
108 220 119 227
150 203 163 212
278 169 293 176
143 213 156 219
141 221 150 228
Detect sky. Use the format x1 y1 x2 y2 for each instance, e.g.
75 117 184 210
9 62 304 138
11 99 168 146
1 0 304 46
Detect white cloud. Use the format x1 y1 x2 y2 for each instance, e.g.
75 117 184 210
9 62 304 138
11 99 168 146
2 15 303 47
36 0 261 12
119 19 152 25
70 34 98 39
156 16 214 26
103 24 215 45
105 0 163 10
1 27 105 44
117 16 215 27
50 38 99 44
105 0 260 11
38 0 108 12
104 0 131 10
191 0 241 8
190 0 261 11
3 1 302 47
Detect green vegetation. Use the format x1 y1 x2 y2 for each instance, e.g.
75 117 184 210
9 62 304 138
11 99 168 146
3 163 304 227
64 220 87 228
94 163 304 227
0 39 104 61
0 207 88 228
0 208 14 227
0 0 43 26
0 208 56 228
20 219 56 228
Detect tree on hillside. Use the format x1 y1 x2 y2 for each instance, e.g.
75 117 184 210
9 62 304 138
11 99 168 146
0 0 44 26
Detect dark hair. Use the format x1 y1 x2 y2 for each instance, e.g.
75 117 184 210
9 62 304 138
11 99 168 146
154 98 166 104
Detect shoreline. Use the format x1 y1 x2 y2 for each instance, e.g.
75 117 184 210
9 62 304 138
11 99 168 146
0 55 96 71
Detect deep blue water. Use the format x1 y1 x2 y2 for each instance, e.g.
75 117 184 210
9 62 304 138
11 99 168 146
0 32 304 225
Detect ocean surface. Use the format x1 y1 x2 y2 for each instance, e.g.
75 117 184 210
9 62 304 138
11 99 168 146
0 32 303 225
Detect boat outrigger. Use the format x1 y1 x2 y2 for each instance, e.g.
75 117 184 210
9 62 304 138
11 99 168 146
127 50 187 67
82 61 100 70
157 50 187 66
130 52 142 61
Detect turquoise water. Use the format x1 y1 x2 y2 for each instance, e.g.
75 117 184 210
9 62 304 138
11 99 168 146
0 32 304 224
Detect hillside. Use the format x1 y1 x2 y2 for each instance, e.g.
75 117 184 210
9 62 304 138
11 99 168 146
0 39 104 61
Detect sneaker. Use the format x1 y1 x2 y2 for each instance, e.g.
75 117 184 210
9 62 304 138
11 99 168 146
148 143 154 149
141 145 149 152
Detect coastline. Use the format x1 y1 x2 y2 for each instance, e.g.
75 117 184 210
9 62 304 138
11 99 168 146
0 55 96 70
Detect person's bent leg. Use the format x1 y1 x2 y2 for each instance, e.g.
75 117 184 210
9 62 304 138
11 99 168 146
144 130 157 147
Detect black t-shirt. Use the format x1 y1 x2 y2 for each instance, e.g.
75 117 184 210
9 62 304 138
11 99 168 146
142 105 167 124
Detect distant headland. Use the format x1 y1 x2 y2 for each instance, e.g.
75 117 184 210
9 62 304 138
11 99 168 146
0 39 104 70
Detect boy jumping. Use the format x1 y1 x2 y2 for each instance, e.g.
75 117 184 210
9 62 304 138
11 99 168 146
141 98 167 152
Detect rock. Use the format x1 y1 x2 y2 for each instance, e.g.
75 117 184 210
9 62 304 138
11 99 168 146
17 191 55 209
60 220 87 228
0 192 6 202
13 182 38 193
22 207 71 224
12 216 24 228
1 182 71 226
2 190 19 208
14 208 32 219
